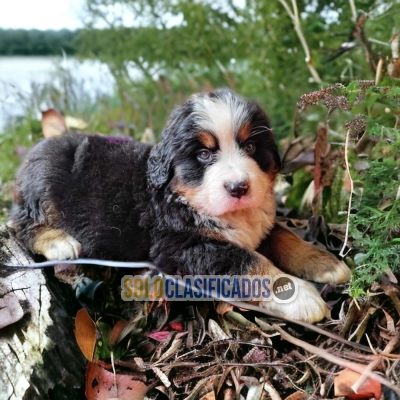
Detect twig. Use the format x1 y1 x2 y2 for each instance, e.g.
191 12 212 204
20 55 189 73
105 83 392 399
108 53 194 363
278 0 322 83
340 128 353 257
333 350 377 362
351 333 400 393
351 359 380 394
348 0 357 22
292 350 323 387
263 380 283 400
110 350 118 394
353 296 361 310
230 369 241 399
368 38 391 47
223 300 372 353
365 334 378 355
390 33 399 59
388 291 400 317
353 13 377 73
273 324 400 397
375 58 384 85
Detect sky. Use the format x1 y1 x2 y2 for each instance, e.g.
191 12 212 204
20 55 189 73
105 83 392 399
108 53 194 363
0 0 247 30
0 0 84 30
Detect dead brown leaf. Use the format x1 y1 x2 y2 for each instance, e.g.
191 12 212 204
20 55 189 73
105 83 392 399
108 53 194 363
216 301 234 315
110 320 129 347
334 365 381 399
199 391 215 400
41 109 68 138
75 308 97 362
284 391 309 400
314 122 329 197
85 362 147 400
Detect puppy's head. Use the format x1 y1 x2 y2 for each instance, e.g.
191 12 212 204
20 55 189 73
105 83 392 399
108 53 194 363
148 89 280 216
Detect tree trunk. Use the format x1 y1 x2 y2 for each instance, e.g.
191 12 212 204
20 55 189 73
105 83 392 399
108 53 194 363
0 225 87 400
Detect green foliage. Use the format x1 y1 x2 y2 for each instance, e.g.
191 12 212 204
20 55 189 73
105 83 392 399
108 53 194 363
294 76 400 294
299 78 400 295
323 168 347 222
350 122 400 296
0 117 38 183
284 169 313 213
77 0 400 138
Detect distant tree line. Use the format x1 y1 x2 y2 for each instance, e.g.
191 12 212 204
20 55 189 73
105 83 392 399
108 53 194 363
0 29 79 55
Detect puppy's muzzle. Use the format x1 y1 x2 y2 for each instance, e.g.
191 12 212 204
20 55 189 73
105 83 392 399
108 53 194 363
224 181 249 199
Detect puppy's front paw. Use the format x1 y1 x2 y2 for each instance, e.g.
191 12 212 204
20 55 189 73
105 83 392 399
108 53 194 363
304 250 351 284
33 228 82 260
316 257 351 284
259 277 329 323
45 234 82 260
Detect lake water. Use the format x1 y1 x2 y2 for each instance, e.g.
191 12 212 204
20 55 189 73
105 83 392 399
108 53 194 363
0 56 115 131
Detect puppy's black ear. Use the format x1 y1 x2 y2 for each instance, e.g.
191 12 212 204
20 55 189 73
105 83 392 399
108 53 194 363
147 140 175 189
251 102 282 174
147 102 192 189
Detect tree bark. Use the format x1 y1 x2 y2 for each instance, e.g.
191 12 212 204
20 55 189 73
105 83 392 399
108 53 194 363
0 225 87 400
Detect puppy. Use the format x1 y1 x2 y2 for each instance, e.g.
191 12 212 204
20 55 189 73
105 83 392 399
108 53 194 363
11 89 351 322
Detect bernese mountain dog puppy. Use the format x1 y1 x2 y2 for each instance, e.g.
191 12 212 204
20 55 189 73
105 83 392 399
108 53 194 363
11 89 351 322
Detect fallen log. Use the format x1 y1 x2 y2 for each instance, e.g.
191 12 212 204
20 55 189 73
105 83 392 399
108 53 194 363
0 224 86 400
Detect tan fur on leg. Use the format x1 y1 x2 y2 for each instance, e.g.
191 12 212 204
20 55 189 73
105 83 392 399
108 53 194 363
33 227 81 260
265 224 351 284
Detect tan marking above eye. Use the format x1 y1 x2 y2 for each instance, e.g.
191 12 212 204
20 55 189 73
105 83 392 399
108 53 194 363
237 123 251 143
198 131 217 149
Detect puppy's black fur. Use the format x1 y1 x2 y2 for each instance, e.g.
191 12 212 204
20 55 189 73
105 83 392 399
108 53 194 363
14 134 151 260
11 89 351 322
13 90 277 276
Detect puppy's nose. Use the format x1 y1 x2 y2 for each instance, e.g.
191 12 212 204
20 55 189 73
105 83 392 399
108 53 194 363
224 181 249 198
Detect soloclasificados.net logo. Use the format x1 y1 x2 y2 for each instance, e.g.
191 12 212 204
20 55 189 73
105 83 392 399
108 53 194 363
121 274 298 303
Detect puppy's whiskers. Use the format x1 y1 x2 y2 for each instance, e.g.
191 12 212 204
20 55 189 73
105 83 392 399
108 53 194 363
248 126 272 139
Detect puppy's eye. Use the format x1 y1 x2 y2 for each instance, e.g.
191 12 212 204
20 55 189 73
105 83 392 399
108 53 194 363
197 149 213 163
244 142 256 155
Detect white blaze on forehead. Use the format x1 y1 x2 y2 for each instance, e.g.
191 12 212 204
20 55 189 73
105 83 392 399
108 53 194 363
192 93 250 146
193 94 252 184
